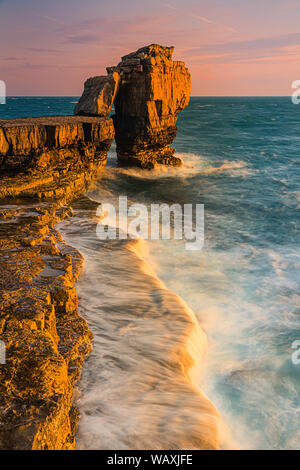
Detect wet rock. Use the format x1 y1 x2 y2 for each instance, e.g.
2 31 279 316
74 72 120 117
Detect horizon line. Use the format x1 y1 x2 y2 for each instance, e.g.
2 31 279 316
4 95 293 98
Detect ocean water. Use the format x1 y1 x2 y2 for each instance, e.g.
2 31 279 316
0 96 79 118
2 97 300 449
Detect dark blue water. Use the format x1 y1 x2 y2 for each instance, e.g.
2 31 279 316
0 96 79 118
2 97 300 449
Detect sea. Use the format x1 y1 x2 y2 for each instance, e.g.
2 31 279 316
1 96 299 449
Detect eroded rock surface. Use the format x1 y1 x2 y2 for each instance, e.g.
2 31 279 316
0 115 113 449
0 202 92 450
0 167 105 449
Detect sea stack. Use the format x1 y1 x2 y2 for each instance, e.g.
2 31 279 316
74 73 120 117
75 44 191 168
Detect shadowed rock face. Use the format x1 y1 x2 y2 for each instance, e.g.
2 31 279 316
75 44 191 168
74 72 120 117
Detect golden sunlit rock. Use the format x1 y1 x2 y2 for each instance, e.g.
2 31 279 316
0 115 114 449
112 44 191 168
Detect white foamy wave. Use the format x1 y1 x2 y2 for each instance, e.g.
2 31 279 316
106 151 252 179
106 152 200 179
59 213 233 450
197 104 216 108
198 160 253 177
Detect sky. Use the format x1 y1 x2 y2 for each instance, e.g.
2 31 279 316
0 0 299 96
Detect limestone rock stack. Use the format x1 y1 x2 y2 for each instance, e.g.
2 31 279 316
75 44 191 168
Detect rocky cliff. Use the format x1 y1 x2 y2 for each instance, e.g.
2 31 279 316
0 116 114 173
74 73 120 117
75 44 191 168
0 115 114 449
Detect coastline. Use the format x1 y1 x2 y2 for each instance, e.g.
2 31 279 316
0 116 113 449
2 96 297 449
0 161 222 450
0 44 195 448
2 49 295 449
0 184 99 449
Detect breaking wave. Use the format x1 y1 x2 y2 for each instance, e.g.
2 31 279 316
60 211 232 450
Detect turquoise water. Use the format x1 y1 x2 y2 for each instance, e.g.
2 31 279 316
2 97 300 449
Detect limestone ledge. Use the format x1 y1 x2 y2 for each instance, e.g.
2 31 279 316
0 116 114 172
0 116 113 449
